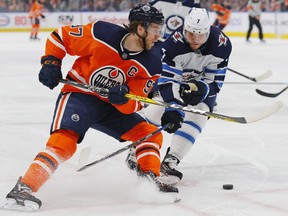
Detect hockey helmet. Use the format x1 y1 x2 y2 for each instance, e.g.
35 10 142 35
128 4 164 27
184 7 211 35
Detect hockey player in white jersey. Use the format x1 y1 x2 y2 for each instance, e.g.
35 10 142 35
149 0 201 39
126 7 232 185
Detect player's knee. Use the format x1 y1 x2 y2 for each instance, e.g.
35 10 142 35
148 128 163 149
46 129 79 161
121 121 163 149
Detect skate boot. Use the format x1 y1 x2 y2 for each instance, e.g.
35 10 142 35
3 177 42 210
160 148 183 185
125 146 137 171
137 169 181 203
138 170 179 193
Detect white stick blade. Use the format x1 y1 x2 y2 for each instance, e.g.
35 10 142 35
255 70 272 82
77 146 92 171
245 101 283 123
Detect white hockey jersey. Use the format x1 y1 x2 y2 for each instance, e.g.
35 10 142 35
149 0 201 38
158 25 232 110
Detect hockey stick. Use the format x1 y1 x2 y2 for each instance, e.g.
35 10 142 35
255 85 288 98
77 124 169 172
224 82 288 85
59 79 283 124
227 67 272 82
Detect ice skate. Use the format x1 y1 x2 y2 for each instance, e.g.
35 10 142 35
138 170 179 193
160 148 183 186
1 177 41 211
125 147 137 171
137 169 180 203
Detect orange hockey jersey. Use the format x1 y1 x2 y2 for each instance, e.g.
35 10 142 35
43 21 162 114
29 1 44 19
211 3 231 25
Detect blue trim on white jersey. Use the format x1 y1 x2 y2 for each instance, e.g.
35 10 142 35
163 63 182 76
158 77 182 85
204 68 226 74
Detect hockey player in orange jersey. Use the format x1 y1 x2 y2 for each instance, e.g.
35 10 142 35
28 0 45 40
4 4 181 210
211 2 231 30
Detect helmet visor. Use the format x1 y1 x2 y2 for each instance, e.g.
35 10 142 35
147 24 166 38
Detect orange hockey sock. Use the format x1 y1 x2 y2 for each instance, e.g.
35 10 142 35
121 122 163 176
22 129 79 192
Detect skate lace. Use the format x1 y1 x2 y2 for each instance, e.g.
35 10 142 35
164 156 179 169
17 183 32 195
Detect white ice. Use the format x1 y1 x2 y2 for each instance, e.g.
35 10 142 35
0 32 288 216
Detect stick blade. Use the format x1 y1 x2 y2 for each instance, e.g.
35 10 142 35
256 85 288 98
77 146 92 171
254 70 272 82
244 101 283 123
255 88 277 97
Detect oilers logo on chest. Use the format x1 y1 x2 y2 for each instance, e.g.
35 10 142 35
89 66 125 93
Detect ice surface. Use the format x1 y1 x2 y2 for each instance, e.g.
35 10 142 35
0 32 288 216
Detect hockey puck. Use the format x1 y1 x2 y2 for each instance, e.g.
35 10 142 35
222 184 233 190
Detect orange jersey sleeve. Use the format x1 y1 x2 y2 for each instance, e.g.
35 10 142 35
44 23 97 60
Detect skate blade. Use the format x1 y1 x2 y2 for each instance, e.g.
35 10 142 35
136 180 181 204
0 198 40 211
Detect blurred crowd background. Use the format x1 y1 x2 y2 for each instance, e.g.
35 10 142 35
0 0 287 12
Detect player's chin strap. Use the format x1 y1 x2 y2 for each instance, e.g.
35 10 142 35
135 22 150 50
136 31 147 50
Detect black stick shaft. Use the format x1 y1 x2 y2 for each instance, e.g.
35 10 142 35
227 67 257 82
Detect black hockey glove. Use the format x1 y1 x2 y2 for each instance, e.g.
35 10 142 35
179 80 210 106
108 85 129 104
161 108 184 134
40 14 45 19
39 55 62 90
